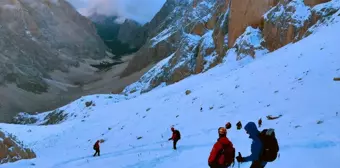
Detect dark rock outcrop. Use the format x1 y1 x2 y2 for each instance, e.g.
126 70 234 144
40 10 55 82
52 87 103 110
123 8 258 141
117 19 147 49
304 0 331 7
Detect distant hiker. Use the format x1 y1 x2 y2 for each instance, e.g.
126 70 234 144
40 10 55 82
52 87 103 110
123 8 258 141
258 118 262 128
168 127 181 150
208 127 235 168
236 121 242 130
225 122 232 129
93 140 100 157
236 122 279 168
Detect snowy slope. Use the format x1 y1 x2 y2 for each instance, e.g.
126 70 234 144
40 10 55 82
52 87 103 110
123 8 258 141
1 13 340 168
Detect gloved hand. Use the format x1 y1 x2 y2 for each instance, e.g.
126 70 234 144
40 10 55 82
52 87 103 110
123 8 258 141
236 155 244 162
168 138 172 141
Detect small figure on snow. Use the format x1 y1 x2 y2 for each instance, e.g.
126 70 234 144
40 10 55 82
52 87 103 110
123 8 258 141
168 126 181 150
258 118 262 128
236 121 242 130
225 122 232 129
93 140 100 157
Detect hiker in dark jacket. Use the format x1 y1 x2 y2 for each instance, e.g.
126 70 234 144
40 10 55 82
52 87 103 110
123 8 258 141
236 121 242 130
93 140 100 157
168 127 180 150
208 127 235 168
225 122 232 129
236 122 267 168
258 118 262 128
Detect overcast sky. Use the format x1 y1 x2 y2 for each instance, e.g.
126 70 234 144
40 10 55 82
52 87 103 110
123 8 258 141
67 0 166 24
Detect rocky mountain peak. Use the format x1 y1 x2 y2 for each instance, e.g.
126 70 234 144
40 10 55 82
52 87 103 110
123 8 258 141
121 0 339 95
0 0 111 122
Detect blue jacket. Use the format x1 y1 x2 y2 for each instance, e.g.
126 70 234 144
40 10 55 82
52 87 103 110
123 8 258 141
243 122 266 166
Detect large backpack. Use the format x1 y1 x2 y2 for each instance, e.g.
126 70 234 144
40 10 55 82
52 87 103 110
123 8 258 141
215 142 235 167
259 129 279 162
175 130 181 140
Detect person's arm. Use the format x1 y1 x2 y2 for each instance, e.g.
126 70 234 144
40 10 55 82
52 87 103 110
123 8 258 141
168 133 174 140
208 142 222 166
243 140 262 162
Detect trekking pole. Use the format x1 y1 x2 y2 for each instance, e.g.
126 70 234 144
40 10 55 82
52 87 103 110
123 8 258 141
238 152 241 168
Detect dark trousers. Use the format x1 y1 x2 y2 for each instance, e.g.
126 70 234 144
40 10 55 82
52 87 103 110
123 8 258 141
173 139 178 150
93 148 100 156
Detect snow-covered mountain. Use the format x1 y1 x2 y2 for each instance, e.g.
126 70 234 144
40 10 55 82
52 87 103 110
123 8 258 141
0 0 114 122
87 0 180 57
1 1 340 166
121 0 340 95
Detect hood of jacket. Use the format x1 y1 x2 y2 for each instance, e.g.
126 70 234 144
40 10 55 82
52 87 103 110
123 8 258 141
244 122 259 139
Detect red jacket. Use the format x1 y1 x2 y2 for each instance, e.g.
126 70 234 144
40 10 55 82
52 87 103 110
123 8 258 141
94 141 100 149
208 137 234 166
169 130 179 141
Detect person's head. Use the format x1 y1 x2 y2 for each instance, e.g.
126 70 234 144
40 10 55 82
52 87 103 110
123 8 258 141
225 122 232 129
218 127 227 137
244 122 259 139
171 127 175 132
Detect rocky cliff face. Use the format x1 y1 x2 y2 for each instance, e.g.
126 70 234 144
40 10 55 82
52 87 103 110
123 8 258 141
0 0 111 122
117 19 147 50
0 130 36 164
121 0 339 95
89 14 141 56
120 0 187 77
122 0 229 94
228 0 279 48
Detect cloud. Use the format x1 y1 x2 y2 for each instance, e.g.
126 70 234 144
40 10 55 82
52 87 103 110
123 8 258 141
67 0 166 24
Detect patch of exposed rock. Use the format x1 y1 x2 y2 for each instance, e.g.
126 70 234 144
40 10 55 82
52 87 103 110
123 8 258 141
234 27 269 60
0 130 36 164
263 0 339 51
228 0 279 48
304 0 331 7
263 0 312 51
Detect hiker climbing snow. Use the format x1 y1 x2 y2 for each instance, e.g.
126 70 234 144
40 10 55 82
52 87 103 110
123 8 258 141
208 127 235 168
93 140 100 157
168 127 181 150
258 118 262 128
236 122 279 168
236 121 242 130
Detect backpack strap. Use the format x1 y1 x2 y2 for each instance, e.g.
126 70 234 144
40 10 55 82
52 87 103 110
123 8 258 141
214 140 234 166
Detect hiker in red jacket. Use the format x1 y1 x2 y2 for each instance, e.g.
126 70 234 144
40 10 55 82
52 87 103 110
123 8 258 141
208 127 235 168
93 140 100 157
168 127 181 150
